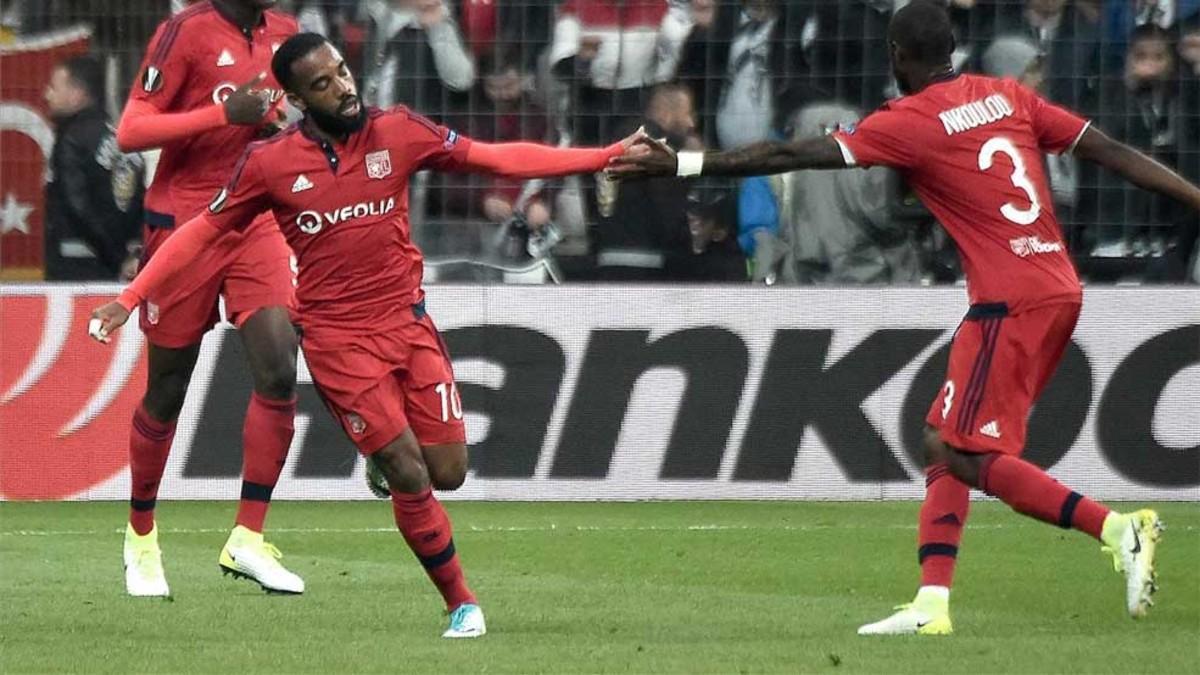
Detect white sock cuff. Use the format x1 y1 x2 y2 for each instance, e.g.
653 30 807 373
917 585 951 601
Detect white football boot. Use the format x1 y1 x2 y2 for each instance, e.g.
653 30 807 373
1101 509 1164 618
124 523 171 597
218 525 305 594
443 603 486 638
858 587 952 636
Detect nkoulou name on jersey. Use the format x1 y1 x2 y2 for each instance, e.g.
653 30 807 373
832 74 1088 313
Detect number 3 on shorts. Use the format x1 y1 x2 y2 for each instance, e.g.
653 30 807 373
941 380 956 419
434 382 463 423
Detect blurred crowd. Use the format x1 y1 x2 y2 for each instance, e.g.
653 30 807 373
3 0 1198 284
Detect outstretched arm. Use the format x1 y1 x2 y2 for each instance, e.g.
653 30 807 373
462 128 648 178
607 135 848 179
88 214 230 342
88 142 270 344
1073 126 1200 212
117 215 228 310
464 140 626 178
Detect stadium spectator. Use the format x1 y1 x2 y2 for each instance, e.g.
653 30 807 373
667 182 745 281
43 54 142 281
548 0 693 147
993 0 1101 113
1087 23 1195 276
1183 17 1200 77
676 0 808 150
594 83 698 280
1100 0 1175 64
435 50 554 228
460 0 555 72
803 0 893 111
759 102 919 285
362 0 476 116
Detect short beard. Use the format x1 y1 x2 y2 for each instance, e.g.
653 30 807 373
307 104 367 137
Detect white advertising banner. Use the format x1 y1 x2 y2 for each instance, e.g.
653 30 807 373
2 284 1197 501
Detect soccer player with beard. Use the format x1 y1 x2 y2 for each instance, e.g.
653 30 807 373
89 32 643 638
609 0 1200 636
115 0 303 597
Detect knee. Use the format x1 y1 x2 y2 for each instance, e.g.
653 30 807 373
253 359 297 400
374 439 429 493
430 472 465 492
144 372 191 421
922 427 949 467
429 458 467 491
251 346 297 400
945 450 984 488
425 443 468 491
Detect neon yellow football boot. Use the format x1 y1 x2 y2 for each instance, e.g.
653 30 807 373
124 523 170 597
1101 509 1164 618
858 587 952 636
218 525 305 594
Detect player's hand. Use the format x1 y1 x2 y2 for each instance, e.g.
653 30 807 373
223 73 271 126
256 102 290 138
617 125 652 152
606 135 678 181
88 302 131 344
416 0 447 28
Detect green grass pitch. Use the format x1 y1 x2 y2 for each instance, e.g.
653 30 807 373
2 501 1196 673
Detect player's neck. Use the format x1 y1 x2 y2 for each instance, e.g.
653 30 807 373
907 65 957 94
301 117 349 146
212 0 263 32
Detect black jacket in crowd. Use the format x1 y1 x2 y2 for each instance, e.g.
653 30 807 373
44 106 142 280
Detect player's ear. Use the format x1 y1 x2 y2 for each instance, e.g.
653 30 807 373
287 92 306 113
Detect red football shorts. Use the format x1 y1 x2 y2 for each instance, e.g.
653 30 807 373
138 212 295 348
926 301 1081 455
301 307 466 454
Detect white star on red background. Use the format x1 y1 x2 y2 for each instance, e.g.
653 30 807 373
0 193 33 235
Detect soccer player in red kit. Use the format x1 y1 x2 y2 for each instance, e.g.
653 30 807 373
114 0 306 598
90 32 640 638
609 0 1200 635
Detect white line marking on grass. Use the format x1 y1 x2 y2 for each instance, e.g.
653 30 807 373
0 522 1111 537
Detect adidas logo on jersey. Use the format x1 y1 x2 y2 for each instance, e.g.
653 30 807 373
217 49 235 67
291 174 314 193
979 420 1001 439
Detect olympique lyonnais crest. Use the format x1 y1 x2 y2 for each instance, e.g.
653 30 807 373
365 150 392 180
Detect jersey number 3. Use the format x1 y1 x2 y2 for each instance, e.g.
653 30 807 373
978 136 1041 226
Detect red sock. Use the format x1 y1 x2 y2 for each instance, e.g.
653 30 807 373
128 405 177 535
391 487 476 611
978 453 1109 540
235 393 296 533
919 463 971 587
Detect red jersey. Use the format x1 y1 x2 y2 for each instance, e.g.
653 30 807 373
832 74 1089 312
206 107 473 330
130 1 297 224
